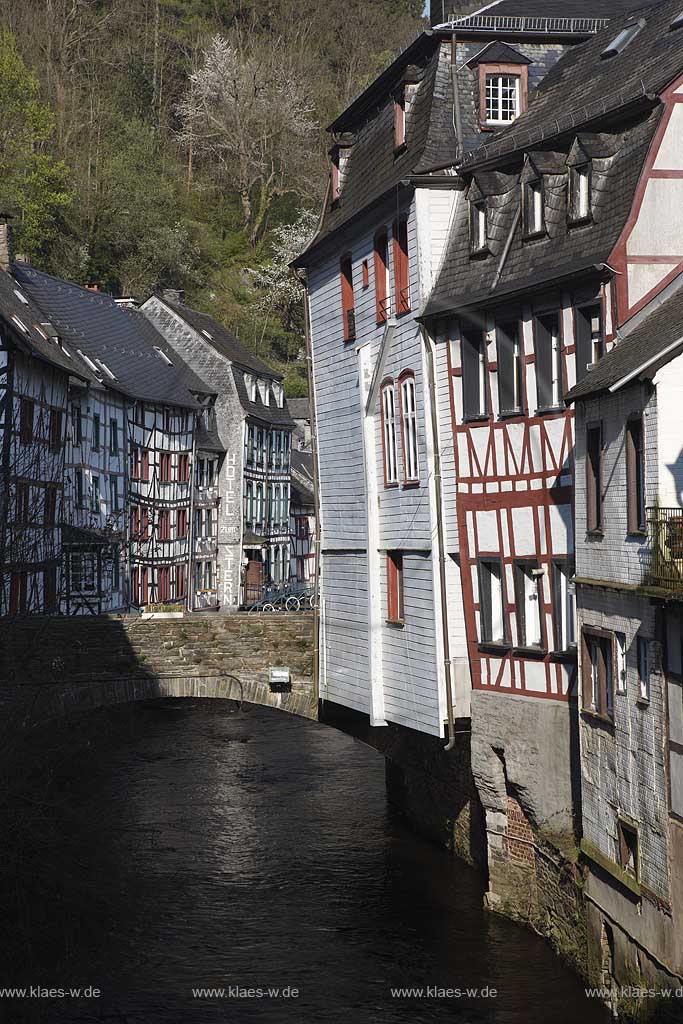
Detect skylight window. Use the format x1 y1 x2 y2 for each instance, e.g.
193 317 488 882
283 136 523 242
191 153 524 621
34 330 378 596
671 11 683 29
76 348 99 373
153 346 173 366
95 358 117 380
13 289 28 305
201 329 213 340
11 314 29 334
601 19 644 59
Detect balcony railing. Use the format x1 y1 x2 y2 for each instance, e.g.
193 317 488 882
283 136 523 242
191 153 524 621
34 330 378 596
646 507 683 589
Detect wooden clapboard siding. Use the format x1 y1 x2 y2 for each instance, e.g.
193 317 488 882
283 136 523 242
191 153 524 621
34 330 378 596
320 551 370 714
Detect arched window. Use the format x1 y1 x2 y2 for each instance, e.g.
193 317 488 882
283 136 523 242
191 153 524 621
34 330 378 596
380 380 398 486
399 372 419 483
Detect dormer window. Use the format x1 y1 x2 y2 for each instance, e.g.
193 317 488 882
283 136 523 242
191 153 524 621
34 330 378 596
330 138 353 203
470 200 488 254
245 373 257 402
394 88 406 152
485 73 520 125
331 147 341 203
569 163 592 223
468 45 530 129
523 179 545 238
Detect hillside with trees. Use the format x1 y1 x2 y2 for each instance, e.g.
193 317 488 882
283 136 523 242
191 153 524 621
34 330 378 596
0 0 424 394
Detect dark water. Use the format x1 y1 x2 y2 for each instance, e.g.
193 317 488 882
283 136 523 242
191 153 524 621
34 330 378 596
1 700 608 1024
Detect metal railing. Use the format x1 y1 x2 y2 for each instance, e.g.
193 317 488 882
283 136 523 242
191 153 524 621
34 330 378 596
646 507 683 590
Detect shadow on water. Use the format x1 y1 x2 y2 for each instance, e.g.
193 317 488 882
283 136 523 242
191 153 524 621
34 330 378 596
0 700 610 1024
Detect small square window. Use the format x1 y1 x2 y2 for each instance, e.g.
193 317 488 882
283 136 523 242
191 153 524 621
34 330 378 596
618 820 639 878
485 73 520 125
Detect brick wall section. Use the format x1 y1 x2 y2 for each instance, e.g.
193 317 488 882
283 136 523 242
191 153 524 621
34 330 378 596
506 795 536 864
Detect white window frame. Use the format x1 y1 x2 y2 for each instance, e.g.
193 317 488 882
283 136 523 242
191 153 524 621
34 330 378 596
485 73 520 125
381 383 398 485
399 375 419 483
638 637 650 701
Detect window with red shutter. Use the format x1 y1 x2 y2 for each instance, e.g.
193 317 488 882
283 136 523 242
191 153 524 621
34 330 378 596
393 220 410 315
340 256 355 342
374 232 390 323
386 551 405 624
142 450 150 482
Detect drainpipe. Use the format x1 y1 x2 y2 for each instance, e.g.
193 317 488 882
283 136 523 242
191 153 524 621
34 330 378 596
422 325 456 750
451 28 463 165
301 273 321 708
491 206 521 292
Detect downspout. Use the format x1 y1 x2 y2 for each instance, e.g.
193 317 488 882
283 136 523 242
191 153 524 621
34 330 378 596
422 325 456 751
491 206 521 291
451 28 463 165
301 273 321 708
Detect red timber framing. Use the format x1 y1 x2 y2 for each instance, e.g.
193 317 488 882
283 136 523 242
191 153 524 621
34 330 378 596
445 314 577 702
610 73 683 324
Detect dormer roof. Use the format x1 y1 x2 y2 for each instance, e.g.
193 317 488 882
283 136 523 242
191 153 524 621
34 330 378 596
466 41 532 67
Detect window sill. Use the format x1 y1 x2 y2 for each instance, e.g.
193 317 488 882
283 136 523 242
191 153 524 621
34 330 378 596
513 646 547 659
567 214 592 228
536 404 566 416
636 696 650 708
549 648 578 663
386 619 405 629
522 230 547 243
384 482 399 490
478 641 511 654
402 480 420 489
499 408 524 420
586 529 604 540
627 530 647 539
464 413 490 424
581 707 615 727
469 247 490 260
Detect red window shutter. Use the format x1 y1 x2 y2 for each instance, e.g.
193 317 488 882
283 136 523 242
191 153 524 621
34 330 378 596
141 567 148 604
177 564 186 598
386 552 404 623
143 508 150 538
374 233 389 323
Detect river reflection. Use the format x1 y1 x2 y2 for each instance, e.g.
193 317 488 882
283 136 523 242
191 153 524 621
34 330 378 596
1 699 608 1023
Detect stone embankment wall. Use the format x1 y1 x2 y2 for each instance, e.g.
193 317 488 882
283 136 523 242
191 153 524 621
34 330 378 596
0 613 316 733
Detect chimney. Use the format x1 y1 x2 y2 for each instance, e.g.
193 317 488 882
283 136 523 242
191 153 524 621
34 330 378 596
0 215 14 272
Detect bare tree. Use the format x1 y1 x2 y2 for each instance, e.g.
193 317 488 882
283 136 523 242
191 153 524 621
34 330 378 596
177 30 318 245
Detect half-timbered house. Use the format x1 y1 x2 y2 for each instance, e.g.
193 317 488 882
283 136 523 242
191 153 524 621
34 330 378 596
15 267 214 612
289 448 315 586
294 1 634 760
0 256 84 617
567 280 683 1004
422 0 683 947
140 294 293 608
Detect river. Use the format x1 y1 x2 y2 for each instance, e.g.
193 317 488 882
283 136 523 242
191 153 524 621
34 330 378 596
1 699 608 1023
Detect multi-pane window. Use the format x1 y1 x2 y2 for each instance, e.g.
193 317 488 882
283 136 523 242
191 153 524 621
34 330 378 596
177 508 188 538
552 562 576 650
514 562 543 649
110 476 119 512
626 417 645 534
485 74 520 124
381 381 398 485
245 481 254 526
583 630 614 718
91 475 100 513
158 509 170 541
575 303 604 380
399 373 419 483
586 424 603 533
479 560 506 644
340 255 356 342
524 180 544 236
19 398 34 445
386 551 404 624
534 312 563 410
110 418 119 454
49 408 62 452
569 164 591 222
178 453 190 483
374 231 390 323
255 483 264 527
638 637 650 702
92 413 100 450
462 325 488 419
160 452 172 482
497 320 523 415
470 200 487 252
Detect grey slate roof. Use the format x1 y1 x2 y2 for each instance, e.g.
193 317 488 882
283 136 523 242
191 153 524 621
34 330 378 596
447 0 661 26
231 367 294 428
566 281 683 402
424 106 660 317
0 269 91 382
287 398 311 421
459 0 683 171
291 448 314 506
13 265 209 409
159 297 282 380
195 420 225 452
